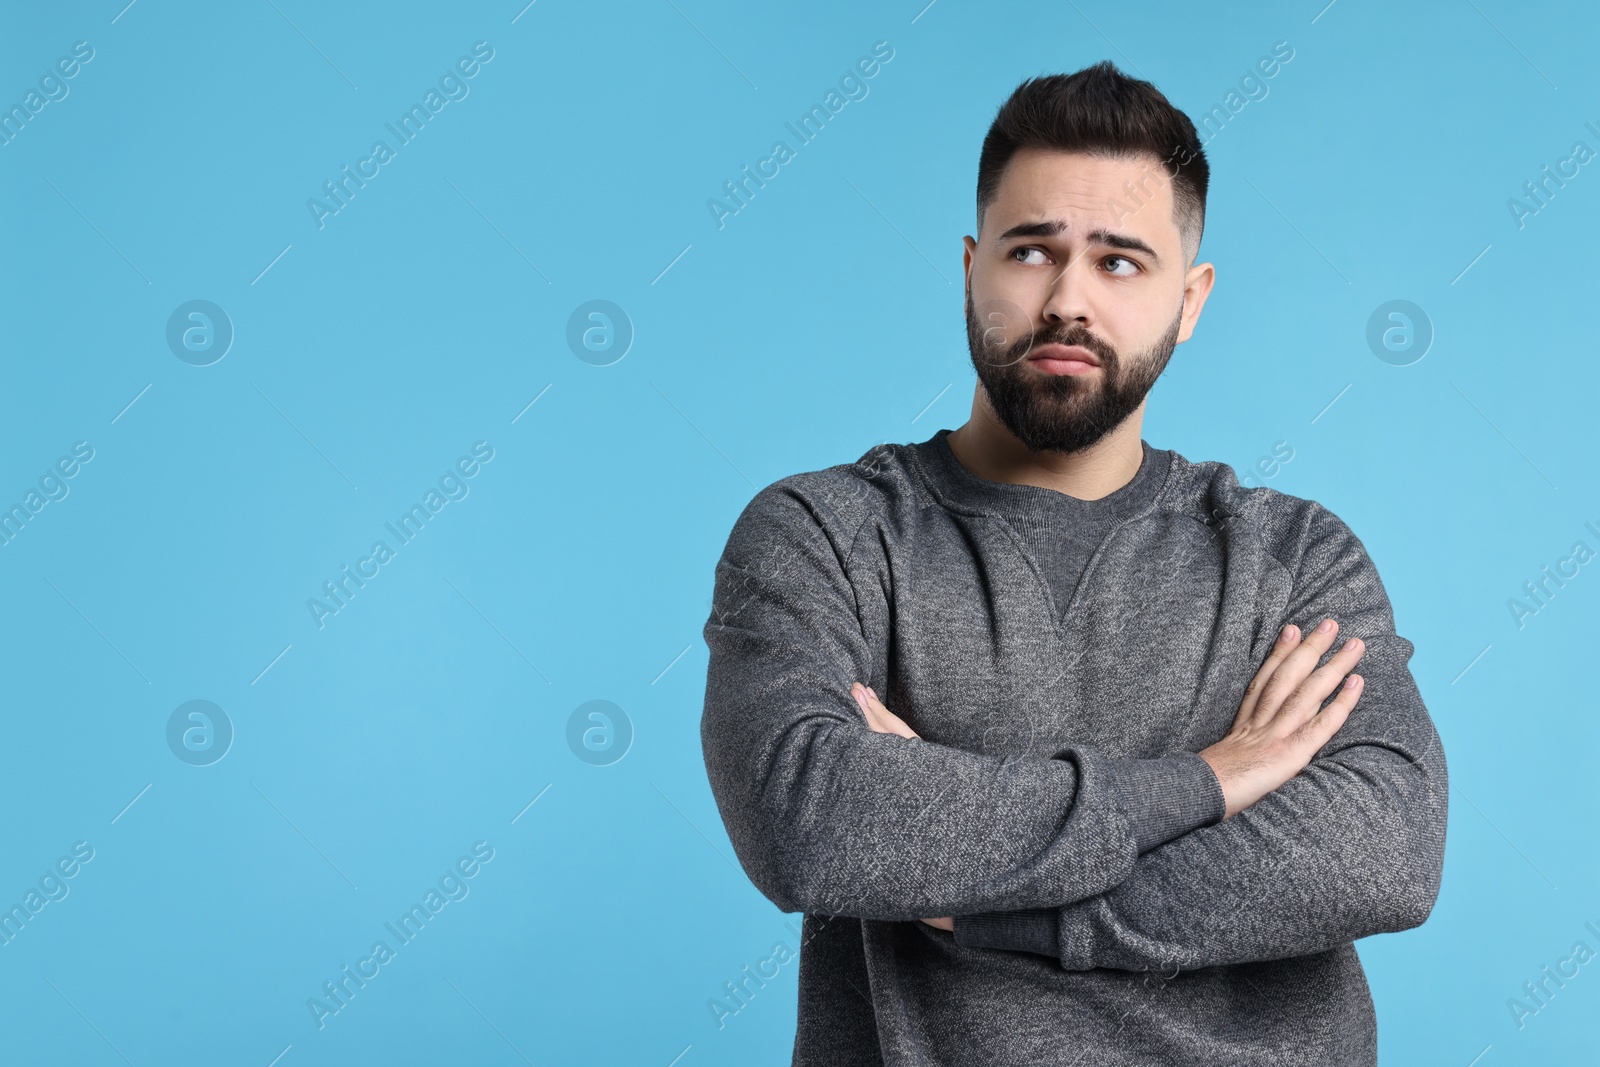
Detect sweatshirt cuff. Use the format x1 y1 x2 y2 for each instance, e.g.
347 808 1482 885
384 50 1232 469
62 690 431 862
950 752 1225 962
1097 750 1227 854
952 908 1059 958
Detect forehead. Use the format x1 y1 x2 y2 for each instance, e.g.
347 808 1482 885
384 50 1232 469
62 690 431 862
986 147 1178 245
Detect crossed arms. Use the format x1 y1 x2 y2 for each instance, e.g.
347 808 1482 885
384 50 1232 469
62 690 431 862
699 484 1448 972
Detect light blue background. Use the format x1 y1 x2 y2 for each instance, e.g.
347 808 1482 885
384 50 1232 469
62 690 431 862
1 0 1596 1063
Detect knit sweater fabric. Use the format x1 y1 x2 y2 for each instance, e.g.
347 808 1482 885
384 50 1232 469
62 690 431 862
699 427 1448 1066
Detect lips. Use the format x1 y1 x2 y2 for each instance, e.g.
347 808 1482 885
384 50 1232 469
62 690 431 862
1027 343 1101 367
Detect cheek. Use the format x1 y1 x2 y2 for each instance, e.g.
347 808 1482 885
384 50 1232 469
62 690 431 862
971 292 1042 352
977 268 1050 317
1120 291 1183 341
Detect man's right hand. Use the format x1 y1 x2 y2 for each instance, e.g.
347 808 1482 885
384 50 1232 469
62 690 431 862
1199 618 1365 819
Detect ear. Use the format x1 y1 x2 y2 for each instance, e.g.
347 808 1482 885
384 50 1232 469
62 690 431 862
1176 261 1216 345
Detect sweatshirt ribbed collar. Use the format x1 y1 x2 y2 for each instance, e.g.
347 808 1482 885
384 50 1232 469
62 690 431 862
908 427 1172 527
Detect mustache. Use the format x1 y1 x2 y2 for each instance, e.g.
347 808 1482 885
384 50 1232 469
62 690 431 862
1025 327 1114 365
964 295 1117 370
983 324 1117 372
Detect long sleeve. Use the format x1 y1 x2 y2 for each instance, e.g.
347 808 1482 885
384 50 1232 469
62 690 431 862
953 502 1449 969
699 481 1226 921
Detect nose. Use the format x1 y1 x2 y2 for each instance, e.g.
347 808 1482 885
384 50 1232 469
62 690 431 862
1041 253 1093 328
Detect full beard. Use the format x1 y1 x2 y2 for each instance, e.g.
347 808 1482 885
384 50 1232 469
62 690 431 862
964 290 1183 455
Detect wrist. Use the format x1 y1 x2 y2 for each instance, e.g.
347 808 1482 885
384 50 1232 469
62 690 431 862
1099 749 1228 852
1196 750 1236 819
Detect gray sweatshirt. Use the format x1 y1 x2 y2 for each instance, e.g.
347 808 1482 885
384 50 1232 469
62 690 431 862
699 427 1448 1066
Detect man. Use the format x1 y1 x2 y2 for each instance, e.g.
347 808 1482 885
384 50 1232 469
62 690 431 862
699 61 1447 1066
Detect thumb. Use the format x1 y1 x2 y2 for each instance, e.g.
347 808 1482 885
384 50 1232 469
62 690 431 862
859 686 918 739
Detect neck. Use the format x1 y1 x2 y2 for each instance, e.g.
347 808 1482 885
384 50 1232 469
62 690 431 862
946 393 1147 501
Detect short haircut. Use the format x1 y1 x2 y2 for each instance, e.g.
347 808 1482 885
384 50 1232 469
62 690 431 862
976 61 1209 267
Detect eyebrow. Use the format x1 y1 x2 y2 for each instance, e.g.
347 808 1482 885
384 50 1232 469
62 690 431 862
994 219 1162 269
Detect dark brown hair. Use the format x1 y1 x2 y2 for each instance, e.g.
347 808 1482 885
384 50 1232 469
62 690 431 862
976 61 1209 266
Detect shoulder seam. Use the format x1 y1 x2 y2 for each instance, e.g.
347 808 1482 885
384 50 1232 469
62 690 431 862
1151 453 1310 579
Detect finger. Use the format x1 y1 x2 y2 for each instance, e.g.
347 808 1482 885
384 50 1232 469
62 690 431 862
868 701 917 739
1292 672 1362 751
863 689 919 739
1238 624 1302 723
852 683 892 734
1280 636 1365 722
851 683 880 728
1255 617 1341 719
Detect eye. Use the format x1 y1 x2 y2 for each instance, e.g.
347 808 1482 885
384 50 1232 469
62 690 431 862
1103 255 1141 277
1010 246 1050 266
